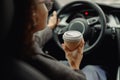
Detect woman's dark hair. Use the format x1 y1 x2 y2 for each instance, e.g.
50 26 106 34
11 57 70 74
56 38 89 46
6 0 35 57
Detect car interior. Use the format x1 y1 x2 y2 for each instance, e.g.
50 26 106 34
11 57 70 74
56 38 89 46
1 0 119 80
44 0 120 80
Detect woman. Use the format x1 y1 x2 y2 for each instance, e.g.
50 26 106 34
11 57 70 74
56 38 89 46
31 0 84 70
5 0 86 80
6 0 106 80
27 0 86 80
31 0 107 80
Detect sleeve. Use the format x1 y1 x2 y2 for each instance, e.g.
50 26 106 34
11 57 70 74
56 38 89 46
33 27 53 48
32 27 53 54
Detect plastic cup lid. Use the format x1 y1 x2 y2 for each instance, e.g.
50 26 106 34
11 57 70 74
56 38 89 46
63 30 82 42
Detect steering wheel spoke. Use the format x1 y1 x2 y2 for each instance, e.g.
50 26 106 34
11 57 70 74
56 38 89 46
58 15 69 27
54 15 69 35
87 17 99 26
55 27 68 35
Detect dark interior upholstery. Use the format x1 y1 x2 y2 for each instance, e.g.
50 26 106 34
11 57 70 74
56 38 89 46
0 0 49 80
1 57 49 80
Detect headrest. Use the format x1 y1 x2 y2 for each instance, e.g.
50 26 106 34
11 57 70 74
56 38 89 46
0 0 29 56
0 0 29 41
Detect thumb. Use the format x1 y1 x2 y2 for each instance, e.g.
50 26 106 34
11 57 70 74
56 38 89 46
53 11 57 17
62 44 68 53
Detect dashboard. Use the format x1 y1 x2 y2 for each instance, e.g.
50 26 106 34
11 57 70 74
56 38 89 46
57 3 120 30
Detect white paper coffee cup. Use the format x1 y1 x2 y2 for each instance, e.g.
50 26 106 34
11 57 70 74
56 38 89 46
63 30 83 51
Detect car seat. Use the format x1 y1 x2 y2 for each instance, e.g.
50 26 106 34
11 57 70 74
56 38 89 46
0 0 49 80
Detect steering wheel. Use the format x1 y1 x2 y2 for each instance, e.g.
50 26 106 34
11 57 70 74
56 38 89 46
53 0 106 55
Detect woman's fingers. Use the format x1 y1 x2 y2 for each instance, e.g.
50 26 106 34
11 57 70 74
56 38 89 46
77 38 85 55
47 11 59 29
53 11 57 17
62 44 69 53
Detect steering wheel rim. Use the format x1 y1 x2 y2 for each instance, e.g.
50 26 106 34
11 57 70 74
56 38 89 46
53 0 106 55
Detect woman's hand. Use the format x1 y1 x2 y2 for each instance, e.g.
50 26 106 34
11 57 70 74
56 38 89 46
62 38 85 70
47 11 60 29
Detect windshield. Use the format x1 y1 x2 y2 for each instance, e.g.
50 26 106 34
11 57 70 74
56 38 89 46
91 0 120 4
